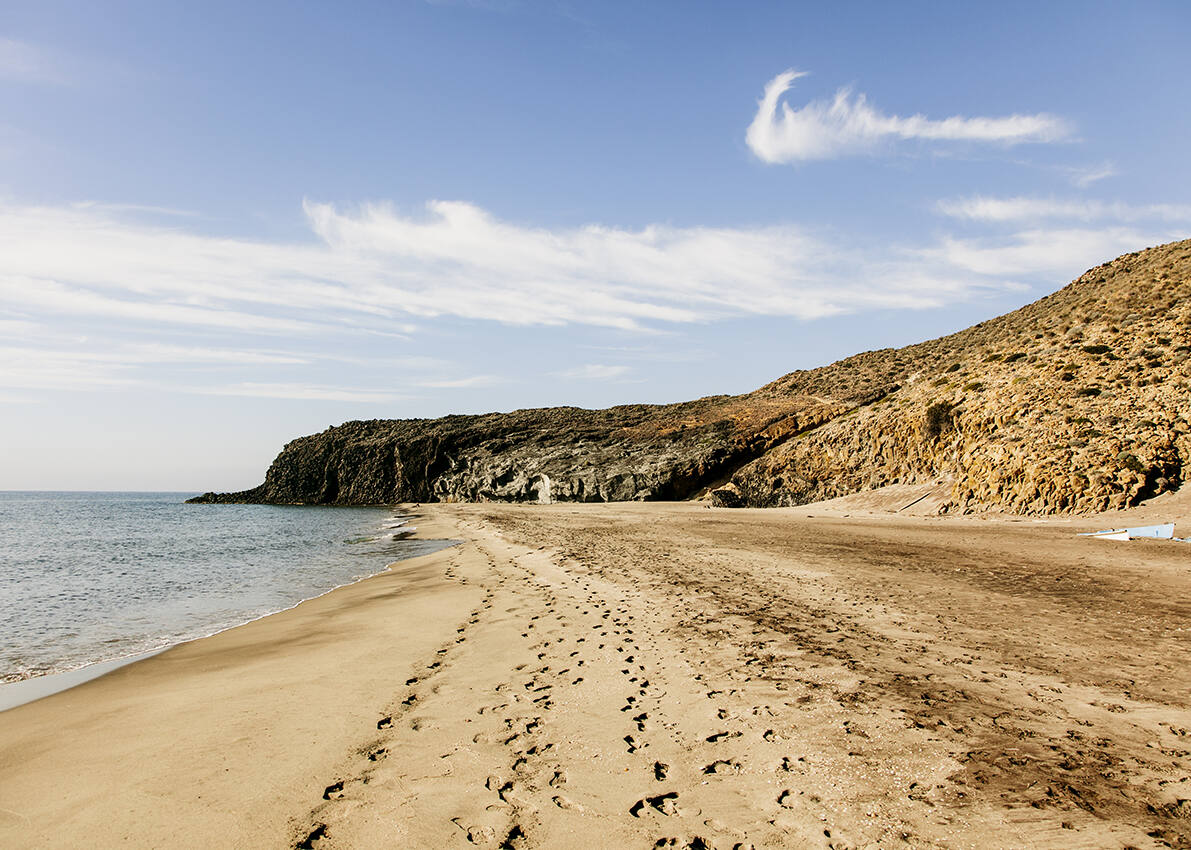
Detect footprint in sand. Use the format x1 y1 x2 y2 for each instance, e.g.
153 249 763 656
705 731 742 743
295 823 328 849
552 795 586 812
322 780 345 800
631 792 679 817
703 759 742 775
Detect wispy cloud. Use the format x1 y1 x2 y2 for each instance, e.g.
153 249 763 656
3 197 1173 341
71 201 201 218
0 339 465 400
189 383 406 403
0 198 1022 341
2 278 318 334
937 196 1191 224
0 317 44 339
916 227 1177 279
746 70 1071 163
0 346 138 391
0 38 68 84
1 197 1179 400
1068 161 1118 188
0 343 309 395
552 364 631 381
414 374 506 389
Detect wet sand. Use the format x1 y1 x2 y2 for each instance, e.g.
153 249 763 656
2 501 1190 848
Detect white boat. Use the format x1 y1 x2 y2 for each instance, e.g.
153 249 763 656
1079 522 1175 541
1088 529 1131 541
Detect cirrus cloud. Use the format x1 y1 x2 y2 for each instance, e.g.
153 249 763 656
937 195 1191 224
746 70 1072 163
552 364 632 381
0 197 1010 343
1 196 1180 402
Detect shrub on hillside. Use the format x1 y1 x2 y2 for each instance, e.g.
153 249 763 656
925 401 955 439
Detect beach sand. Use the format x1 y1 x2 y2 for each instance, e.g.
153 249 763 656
2 498 1190 848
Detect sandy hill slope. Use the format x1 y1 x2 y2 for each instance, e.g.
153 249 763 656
193 238 1191 514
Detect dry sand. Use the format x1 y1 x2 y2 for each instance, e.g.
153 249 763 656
2 498 1190 849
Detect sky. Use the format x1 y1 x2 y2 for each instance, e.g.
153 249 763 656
1 0 1189 491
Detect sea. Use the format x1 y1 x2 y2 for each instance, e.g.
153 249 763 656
0 492 452 702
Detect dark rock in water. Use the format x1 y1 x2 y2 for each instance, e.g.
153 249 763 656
190 240 1191 515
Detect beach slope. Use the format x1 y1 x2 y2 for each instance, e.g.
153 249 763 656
3 502 1191 848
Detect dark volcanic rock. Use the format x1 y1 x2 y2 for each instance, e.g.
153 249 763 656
709 487 744 508
189 399 838 506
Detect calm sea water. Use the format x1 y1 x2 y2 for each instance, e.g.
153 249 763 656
0 492 450 684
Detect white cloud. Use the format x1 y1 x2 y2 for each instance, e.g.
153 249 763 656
937 196 1191 224
1068 162 1118 188
414 374 506 389
1 196 1180 400
1 277 319 334
0 343 309 394
0 198 1016 341
916 227 1181 280
0 346 138 391
189 383 405 403
110 343 308 365
746 70 1071 163
0 337 488 402
71 201 200 218
552 364 631 381
0 318 44 339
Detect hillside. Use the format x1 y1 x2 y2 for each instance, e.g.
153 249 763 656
191 238 1191 514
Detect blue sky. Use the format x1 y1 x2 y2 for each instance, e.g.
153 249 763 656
2 0 1189 490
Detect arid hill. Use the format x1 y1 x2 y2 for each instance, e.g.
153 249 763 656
191 238 1191 514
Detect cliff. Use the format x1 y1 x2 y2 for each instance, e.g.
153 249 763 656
191 238 1191 514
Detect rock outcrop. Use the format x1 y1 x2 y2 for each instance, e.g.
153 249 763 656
192 239 1191 514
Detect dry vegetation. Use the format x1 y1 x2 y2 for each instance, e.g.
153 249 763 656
730 238 1191 513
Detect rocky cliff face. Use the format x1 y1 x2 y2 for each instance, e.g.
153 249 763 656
192 239 1191 514
731 239 1191 514
194 397 843 506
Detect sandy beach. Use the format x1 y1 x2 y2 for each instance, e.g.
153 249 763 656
2 498 1190 849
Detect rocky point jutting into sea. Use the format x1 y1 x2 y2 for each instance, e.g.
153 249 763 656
192 238 1191 515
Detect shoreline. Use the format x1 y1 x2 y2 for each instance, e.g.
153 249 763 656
2 499 1189 848
0 507 481 848
0 534 459 714
0 648 166 713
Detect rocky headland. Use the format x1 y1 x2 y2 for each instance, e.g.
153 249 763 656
191 238 1191 515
